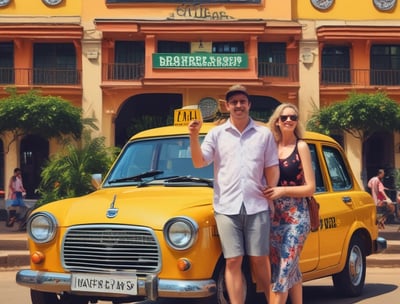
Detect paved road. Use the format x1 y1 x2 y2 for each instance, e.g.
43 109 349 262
2 267 400 304
302 267 400 304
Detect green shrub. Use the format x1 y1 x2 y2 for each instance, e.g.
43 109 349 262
36 130 120 206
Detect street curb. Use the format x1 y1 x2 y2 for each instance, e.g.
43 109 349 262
1 245 400 270
0 225 399 270
367 253 400 268
0 238 28 251
0 251 29 268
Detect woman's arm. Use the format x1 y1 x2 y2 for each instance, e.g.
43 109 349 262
264 140 316 200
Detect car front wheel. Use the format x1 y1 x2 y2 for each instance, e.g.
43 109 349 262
332 236 366 297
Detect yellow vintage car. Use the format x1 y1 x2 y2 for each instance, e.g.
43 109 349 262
16 121 386 304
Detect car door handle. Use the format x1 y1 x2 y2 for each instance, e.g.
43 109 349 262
342 196 352 204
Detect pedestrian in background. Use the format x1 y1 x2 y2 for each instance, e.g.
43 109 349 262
368 169 395 229
188 84 279 303
6 167 26 227
264 103 315 304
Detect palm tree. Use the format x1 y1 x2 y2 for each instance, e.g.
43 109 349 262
36 130 119 206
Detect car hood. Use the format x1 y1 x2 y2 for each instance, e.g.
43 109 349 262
35 185 214 230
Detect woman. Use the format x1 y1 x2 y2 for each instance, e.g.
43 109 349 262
264 103 316 304
6 168 26 227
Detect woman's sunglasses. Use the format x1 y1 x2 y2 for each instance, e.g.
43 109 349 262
279 115 298 122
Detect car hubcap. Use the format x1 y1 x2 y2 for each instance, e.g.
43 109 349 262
349 245 363 285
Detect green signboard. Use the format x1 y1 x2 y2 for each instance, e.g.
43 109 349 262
153 53 248 69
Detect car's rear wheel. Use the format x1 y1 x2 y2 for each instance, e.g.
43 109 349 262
332 236 366 297
31 290 89 304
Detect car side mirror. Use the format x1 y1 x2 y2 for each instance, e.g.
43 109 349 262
91 173 102 190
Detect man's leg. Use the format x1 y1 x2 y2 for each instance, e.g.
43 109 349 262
225 256 245 304
250 255 271 302
245 210 271 302
214 211 246 304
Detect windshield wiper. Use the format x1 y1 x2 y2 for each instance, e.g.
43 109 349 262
108 170 164 184
164 176 213 188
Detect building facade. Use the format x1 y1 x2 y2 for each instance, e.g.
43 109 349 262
0 0 399 195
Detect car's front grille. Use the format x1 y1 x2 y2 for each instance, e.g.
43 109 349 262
62 225 161 273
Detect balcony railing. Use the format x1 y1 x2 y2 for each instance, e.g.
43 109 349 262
103 63 144 81
258 62 299 82
321 68 400 86
0 67 14 84
0 67 81 85
4 65 399 87
32 68 81 85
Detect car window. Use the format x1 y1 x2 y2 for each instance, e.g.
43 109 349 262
308 143 326 193
105 136 213 185
322 145 352 191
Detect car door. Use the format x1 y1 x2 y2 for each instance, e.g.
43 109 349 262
317 143 356 269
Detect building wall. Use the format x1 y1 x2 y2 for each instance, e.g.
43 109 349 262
295 0 400 19
0 0 80 15
1 0 400 191
80 0 301 146
81 0 293 21
295 0 400 187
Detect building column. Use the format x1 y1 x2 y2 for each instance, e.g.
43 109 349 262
298 20 320 124
3 132 19 198
81 29 103 140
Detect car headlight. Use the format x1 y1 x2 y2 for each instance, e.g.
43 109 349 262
164 217 198 250
28 212 57 244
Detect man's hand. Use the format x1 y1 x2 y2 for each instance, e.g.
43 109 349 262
188 119 202 135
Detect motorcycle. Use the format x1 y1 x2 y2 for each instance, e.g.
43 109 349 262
6 204 34 231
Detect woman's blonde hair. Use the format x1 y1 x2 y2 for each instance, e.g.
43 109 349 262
267 103 305 142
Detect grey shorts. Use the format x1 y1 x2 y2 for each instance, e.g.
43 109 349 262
214 205 270 259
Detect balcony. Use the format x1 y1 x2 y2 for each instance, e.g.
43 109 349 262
103 63 144 81
321 68 400 87
258 62 299 82
0 67 81 86
102 61 298 84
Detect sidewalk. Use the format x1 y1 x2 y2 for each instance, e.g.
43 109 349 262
0 221 29 269
0 220 399 269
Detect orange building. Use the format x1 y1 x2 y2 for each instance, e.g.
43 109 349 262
1 0 400 195
295 0 400 190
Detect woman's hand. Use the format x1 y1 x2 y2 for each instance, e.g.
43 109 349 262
263 186 286 200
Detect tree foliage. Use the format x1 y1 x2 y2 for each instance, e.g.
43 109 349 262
307 91 400 142
307 91 400 186
36 129 120 206
0 89 83 150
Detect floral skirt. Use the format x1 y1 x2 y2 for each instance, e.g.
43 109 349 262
270 196 310 292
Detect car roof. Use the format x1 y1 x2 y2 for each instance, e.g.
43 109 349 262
129 121 338 145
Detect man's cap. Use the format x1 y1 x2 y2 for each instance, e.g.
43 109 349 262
225 84 249 101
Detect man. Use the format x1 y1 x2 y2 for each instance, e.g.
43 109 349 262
188 84 279 303
368 169 395 228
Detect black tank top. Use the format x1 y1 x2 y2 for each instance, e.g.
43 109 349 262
278 142 304 187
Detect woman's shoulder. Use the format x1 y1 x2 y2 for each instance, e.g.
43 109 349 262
297 139 309 149
296 139 311 157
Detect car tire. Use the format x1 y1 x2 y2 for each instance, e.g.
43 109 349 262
212 256 257 304
31 290 89 304
332 236 366 297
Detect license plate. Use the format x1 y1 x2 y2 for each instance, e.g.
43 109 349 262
71 273 138 295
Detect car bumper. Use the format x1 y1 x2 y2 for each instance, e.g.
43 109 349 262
374 236 387 253
16 269 216 300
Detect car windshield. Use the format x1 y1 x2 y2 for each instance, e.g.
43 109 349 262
103 136 213 186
